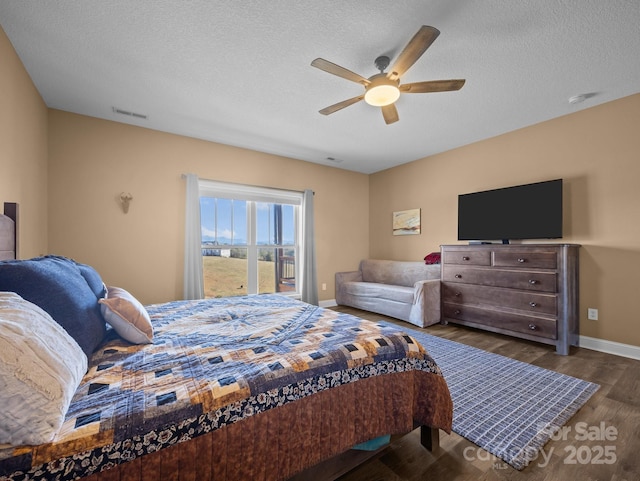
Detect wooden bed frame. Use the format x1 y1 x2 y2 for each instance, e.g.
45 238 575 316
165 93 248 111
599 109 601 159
3 202 17 221
290 426 439 481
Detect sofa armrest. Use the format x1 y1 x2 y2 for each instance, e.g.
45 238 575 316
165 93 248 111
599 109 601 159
335 270 362 305
409 279 441 327
336 270 363 283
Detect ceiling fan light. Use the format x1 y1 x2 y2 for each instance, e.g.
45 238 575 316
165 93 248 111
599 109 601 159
364 74 400 107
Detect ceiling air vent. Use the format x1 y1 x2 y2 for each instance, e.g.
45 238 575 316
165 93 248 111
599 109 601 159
112 107 148 120
326 156 344 164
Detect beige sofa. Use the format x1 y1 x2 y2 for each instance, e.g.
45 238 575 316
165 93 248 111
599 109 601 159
335 259 441 328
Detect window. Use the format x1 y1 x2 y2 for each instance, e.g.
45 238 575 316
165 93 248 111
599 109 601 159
198 180 302 298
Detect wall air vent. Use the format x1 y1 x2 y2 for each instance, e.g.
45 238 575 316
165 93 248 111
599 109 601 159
112 107 148 120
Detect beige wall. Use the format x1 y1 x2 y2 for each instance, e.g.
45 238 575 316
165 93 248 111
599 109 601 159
47 110 369 305
0 26 48 258
370 93 640 347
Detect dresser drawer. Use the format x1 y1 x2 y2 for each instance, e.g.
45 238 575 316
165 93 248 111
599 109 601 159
442 266 557 293
442 283 557 315
442 250 491 266
493 251 557 269
442 303 557 340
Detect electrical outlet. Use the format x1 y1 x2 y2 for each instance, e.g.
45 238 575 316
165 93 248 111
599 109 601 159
588 308 598 321
321 283 327 291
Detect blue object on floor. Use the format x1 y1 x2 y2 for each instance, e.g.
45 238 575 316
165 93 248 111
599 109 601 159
352 434 391 451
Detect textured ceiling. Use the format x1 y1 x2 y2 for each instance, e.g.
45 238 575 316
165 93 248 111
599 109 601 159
1 1 639 174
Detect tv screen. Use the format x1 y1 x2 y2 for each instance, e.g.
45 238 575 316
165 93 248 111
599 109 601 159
457 179 563 243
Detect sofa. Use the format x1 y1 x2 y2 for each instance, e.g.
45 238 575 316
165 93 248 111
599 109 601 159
335 259 441 328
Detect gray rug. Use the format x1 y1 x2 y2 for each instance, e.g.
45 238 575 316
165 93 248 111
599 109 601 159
383 323 600 470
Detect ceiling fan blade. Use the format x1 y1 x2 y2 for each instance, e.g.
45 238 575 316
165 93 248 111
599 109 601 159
387 26 440 81
400 79 466 93
319 95 364 115
311 58 370 86
381 104 399 124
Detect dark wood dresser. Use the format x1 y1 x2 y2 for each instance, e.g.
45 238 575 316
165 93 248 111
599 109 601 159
440 244 580 355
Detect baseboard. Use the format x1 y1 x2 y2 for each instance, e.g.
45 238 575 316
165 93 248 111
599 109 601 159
579 335 640 360
319 299 337 308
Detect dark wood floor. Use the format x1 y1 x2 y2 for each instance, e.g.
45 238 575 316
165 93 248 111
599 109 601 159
328 306 640 481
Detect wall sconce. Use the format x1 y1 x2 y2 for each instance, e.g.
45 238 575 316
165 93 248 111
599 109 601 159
119 192 133 214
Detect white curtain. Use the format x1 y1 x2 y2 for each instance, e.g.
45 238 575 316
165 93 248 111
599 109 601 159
301 189 318 305
183 173 204 299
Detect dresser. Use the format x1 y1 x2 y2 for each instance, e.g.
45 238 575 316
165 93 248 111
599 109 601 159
440 244 580 355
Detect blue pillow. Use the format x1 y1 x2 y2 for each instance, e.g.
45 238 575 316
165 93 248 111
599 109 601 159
75 261 107 299
0 255 106 356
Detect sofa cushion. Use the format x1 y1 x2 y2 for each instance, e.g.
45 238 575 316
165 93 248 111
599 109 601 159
360 259 439 287
342 281 414 304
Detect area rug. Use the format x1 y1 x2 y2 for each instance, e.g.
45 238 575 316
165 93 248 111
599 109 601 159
383 323 600 470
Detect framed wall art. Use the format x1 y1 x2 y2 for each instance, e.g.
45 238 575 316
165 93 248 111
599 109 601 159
393 208 421 235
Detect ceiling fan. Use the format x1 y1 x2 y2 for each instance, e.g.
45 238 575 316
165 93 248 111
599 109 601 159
311 25 465 125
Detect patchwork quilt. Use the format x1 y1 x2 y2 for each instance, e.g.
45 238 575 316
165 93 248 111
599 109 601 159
0 295 444 480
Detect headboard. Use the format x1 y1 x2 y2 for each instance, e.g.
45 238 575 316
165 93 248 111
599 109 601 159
0 202 17 260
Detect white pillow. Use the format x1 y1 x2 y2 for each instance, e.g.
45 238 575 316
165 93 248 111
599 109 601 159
99 286 153 344
0 291 88 446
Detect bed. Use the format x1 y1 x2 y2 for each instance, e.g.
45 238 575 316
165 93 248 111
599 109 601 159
0 209 452 481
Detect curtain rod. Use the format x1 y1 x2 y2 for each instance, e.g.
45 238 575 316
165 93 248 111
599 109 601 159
181 173 313 195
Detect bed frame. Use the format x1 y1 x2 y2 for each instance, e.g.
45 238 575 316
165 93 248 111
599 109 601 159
290 426 439 481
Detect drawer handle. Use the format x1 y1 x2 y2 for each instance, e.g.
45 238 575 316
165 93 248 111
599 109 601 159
528 323 538 331
455 292 462 297
454 309 461 315
455 274 462 279
518 258 526 263
528 279 538 285
529 302 538 307
462 256 470 261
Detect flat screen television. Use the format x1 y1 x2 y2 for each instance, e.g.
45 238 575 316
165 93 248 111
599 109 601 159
457 179 563 243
